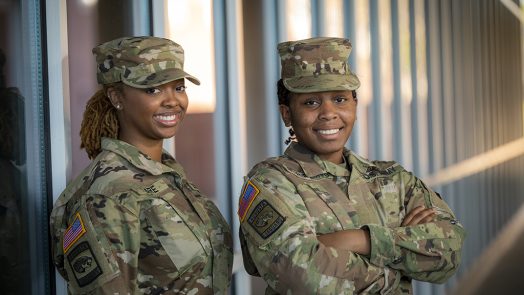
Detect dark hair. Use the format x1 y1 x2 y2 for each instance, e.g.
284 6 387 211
80 83 123 159
277 79 293 106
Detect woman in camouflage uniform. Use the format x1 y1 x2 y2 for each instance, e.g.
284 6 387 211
238 37 465 294
50 36 233 294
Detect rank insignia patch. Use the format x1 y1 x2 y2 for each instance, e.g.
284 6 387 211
247 200 285 239
63 213 86 253
67 241 103 287
238 180 260 221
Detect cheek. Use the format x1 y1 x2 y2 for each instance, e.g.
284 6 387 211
344 108 357 122
290 111 311 129
178 94 189 109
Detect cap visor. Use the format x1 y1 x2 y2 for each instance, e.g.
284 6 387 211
283 73 360 93
123 68 201 88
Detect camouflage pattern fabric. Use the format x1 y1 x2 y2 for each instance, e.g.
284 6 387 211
278 37 360 93
239 142 465 294
93 36 200 88
50 138 233 294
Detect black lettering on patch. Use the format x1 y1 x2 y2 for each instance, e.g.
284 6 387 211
247 200 285 239
67 241 103 287
144 185 159 194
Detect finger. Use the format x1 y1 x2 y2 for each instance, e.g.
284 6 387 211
408 209 435 225
402 206 424 224
401 206 425 226
418 212 437 224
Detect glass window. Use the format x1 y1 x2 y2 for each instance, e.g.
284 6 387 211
0 0 50 294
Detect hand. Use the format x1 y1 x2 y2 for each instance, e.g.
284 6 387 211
401 206 436 226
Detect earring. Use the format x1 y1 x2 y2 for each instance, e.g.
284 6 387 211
284 128 296 145
115 104 122 110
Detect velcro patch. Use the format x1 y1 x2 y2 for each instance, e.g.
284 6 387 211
238 180 260 221
63 213 86 253
67 241 103 287
247 200 285 239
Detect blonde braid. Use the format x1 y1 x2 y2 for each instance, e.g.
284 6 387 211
80 85 120 159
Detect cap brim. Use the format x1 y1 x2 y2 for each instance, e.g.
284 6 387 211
122 68 201 89
283 73 360 93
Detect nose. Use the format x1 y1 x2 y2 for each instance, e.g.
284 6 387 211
162 88 181 108
318 101 337 120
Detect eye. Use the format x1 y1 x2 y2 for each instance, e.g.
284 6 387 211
304 98 320 107
175 85 187 93
333 96 347 103
144 87 161 95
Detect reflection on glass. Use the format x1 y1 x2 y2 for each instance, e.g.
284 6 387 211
0 47 29 294
166 0 216 114
285 0 311 40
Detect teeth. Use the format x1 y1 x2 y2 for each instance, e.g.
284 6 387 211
156 114 176 121
318 129 339 135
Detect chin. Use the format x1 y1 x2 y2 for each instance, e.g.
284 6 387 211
158 128 179 139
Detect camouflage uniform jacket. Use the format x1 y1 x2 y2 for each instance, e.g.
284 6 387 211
238 142 465 294
50 138 233 294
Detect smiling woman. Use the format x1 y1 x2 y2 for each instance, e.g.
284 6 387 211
280 89 358 163
107 81 189 161
49 36 233 294
238 37 465 294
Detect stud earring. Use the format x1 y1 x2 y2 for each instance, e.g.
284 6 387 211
115 104 122 110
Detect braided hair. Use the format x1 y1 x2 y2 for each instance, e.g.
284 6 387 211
80 83 122 159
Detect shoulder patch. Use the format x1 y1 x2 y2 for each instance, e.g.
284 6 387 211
238 180 260 221
247 200 285 239
67 241 103 287
63 213 87 253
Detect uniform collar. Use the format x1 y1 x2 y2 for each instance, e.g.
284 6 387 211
101 137 186 177
284 142 351 177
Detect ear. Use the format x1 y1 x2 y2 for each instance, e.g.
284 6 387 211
279 105 292 127
106 87 123 109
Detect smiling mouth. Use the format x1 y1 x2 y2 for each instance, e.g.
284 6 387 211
153 113 179 126
155 114 176 121
317 128 341 135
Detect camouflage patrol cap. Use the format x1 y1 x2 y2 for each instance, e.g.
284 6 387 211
278 37 360 93
92 36 200 88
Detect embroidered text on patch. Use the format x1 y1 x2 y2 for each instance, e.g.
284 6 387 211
238 180 260 221
247 200 285 239
63 213 87 253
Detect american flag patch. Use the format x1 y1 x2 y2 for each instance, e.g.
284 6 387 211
63 213 86 253
238 180 260 222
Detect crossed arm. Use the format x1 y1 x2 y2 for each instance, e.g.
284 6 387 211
317 206 437 255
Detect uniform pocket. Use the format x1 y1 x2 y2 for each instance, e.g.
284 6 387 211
142 199 207 276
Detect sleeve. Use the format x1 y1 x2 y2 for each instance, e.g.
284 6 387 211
61 193 141 294
365 171 466 283
239 168 402 294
